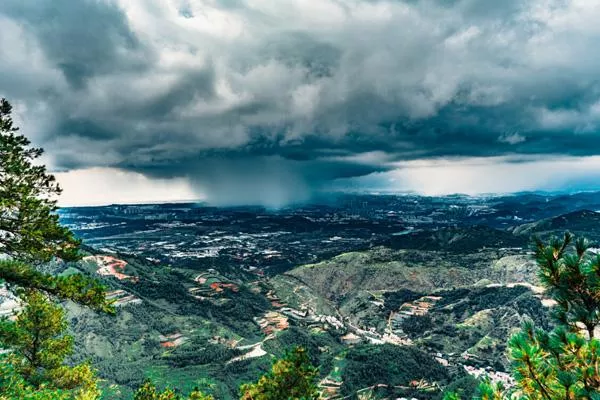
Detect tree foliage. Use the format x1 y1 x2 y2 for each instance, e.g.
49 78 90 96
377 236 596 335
534 233 599 339
341 343 449 396
0 98 112 399
0 359 72 400
0 98 80 263
446 232 600 400
0 98 112 310
0 260 113 313
239 347 320 400
134 380 213 400
0 291 100 399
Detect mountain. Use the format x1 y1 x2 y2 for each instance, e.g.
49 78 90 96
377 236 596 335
387 226 526 253
280 247 537 301
33 198 600 399
61 238 546 399
269 247 548 398
511 209 600 240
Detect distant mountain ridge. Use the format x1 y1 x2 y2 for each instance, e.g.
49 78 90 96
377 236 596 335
511 209 600 238
387 225 525 253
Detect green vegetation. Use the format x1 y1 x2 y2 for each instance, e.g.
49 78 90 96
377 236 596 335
0 291 100 399
383 289 423 313
0 98 79 263
133 380 212 400
0 98 111 399
341 344 449 396
286 247 537 300
535 234 599 339
262 326 339 372
128 346 319 400
239 347 319 400
401 314 433 336
0 97 111 312
0 260 112 313
447 233 600 399
0 361 74 400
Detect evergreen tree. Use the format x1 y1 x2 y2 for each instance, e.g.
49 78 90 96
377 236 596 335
0 98 79 263
134 380 213 400
0 359 72 400
239 347 320 400
535 233 599 340
0 98 111 399
445 232 600 400
0 98 111 311
0 260 111 313
0 290 100 399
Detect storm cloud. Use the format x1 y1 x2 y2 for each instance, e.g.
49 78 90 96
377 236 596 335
2 0 600 205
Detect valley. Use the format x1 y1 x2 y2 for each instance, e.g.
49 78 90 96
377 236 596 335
11 191 600 399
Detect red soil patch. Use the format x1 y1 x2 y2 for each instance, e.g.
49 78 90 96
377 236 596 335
210 282 239 293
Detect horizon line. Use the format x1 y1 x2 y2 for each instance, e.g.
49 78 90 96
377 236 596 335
57 189 600 209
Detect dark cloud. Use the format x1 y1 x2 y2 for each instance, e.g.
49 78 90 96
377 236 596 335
1 0 145 88
2 0 600 204
127 154 390 206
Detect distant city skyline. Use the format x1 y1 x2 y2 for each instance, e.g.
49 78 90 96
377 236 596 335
3 1 600 206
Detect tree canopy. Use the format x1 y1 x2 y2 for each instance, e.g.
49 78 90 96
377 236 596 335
239 347 320 400
0 291 100 399
534 233 599 340
0 98 112 311
0 260 112 313
0 98 80 263
0 98 111 399
134 380 213 400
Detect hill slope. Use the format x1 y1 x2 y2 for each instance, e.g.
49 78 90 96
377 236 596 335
283 247 537 300
512 210 600 238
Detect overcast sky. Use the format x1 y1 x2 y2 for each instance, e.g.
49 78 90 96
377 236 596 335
2 0 600 206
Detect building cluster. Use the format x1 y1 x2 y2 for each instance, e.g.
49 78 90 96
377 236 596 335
189 273 240 300
463 365 515 388
319 378 342 398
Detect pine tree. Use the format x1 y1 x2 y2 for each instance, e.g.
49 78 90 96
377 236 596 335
0 98 110 399
134 380 213 400
0 290 100 399
445 232 600 400
0 359 72 400
0 98 111 311
239 347 320 400
534 233 599 340
0 98 80 263
0 260 112 313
